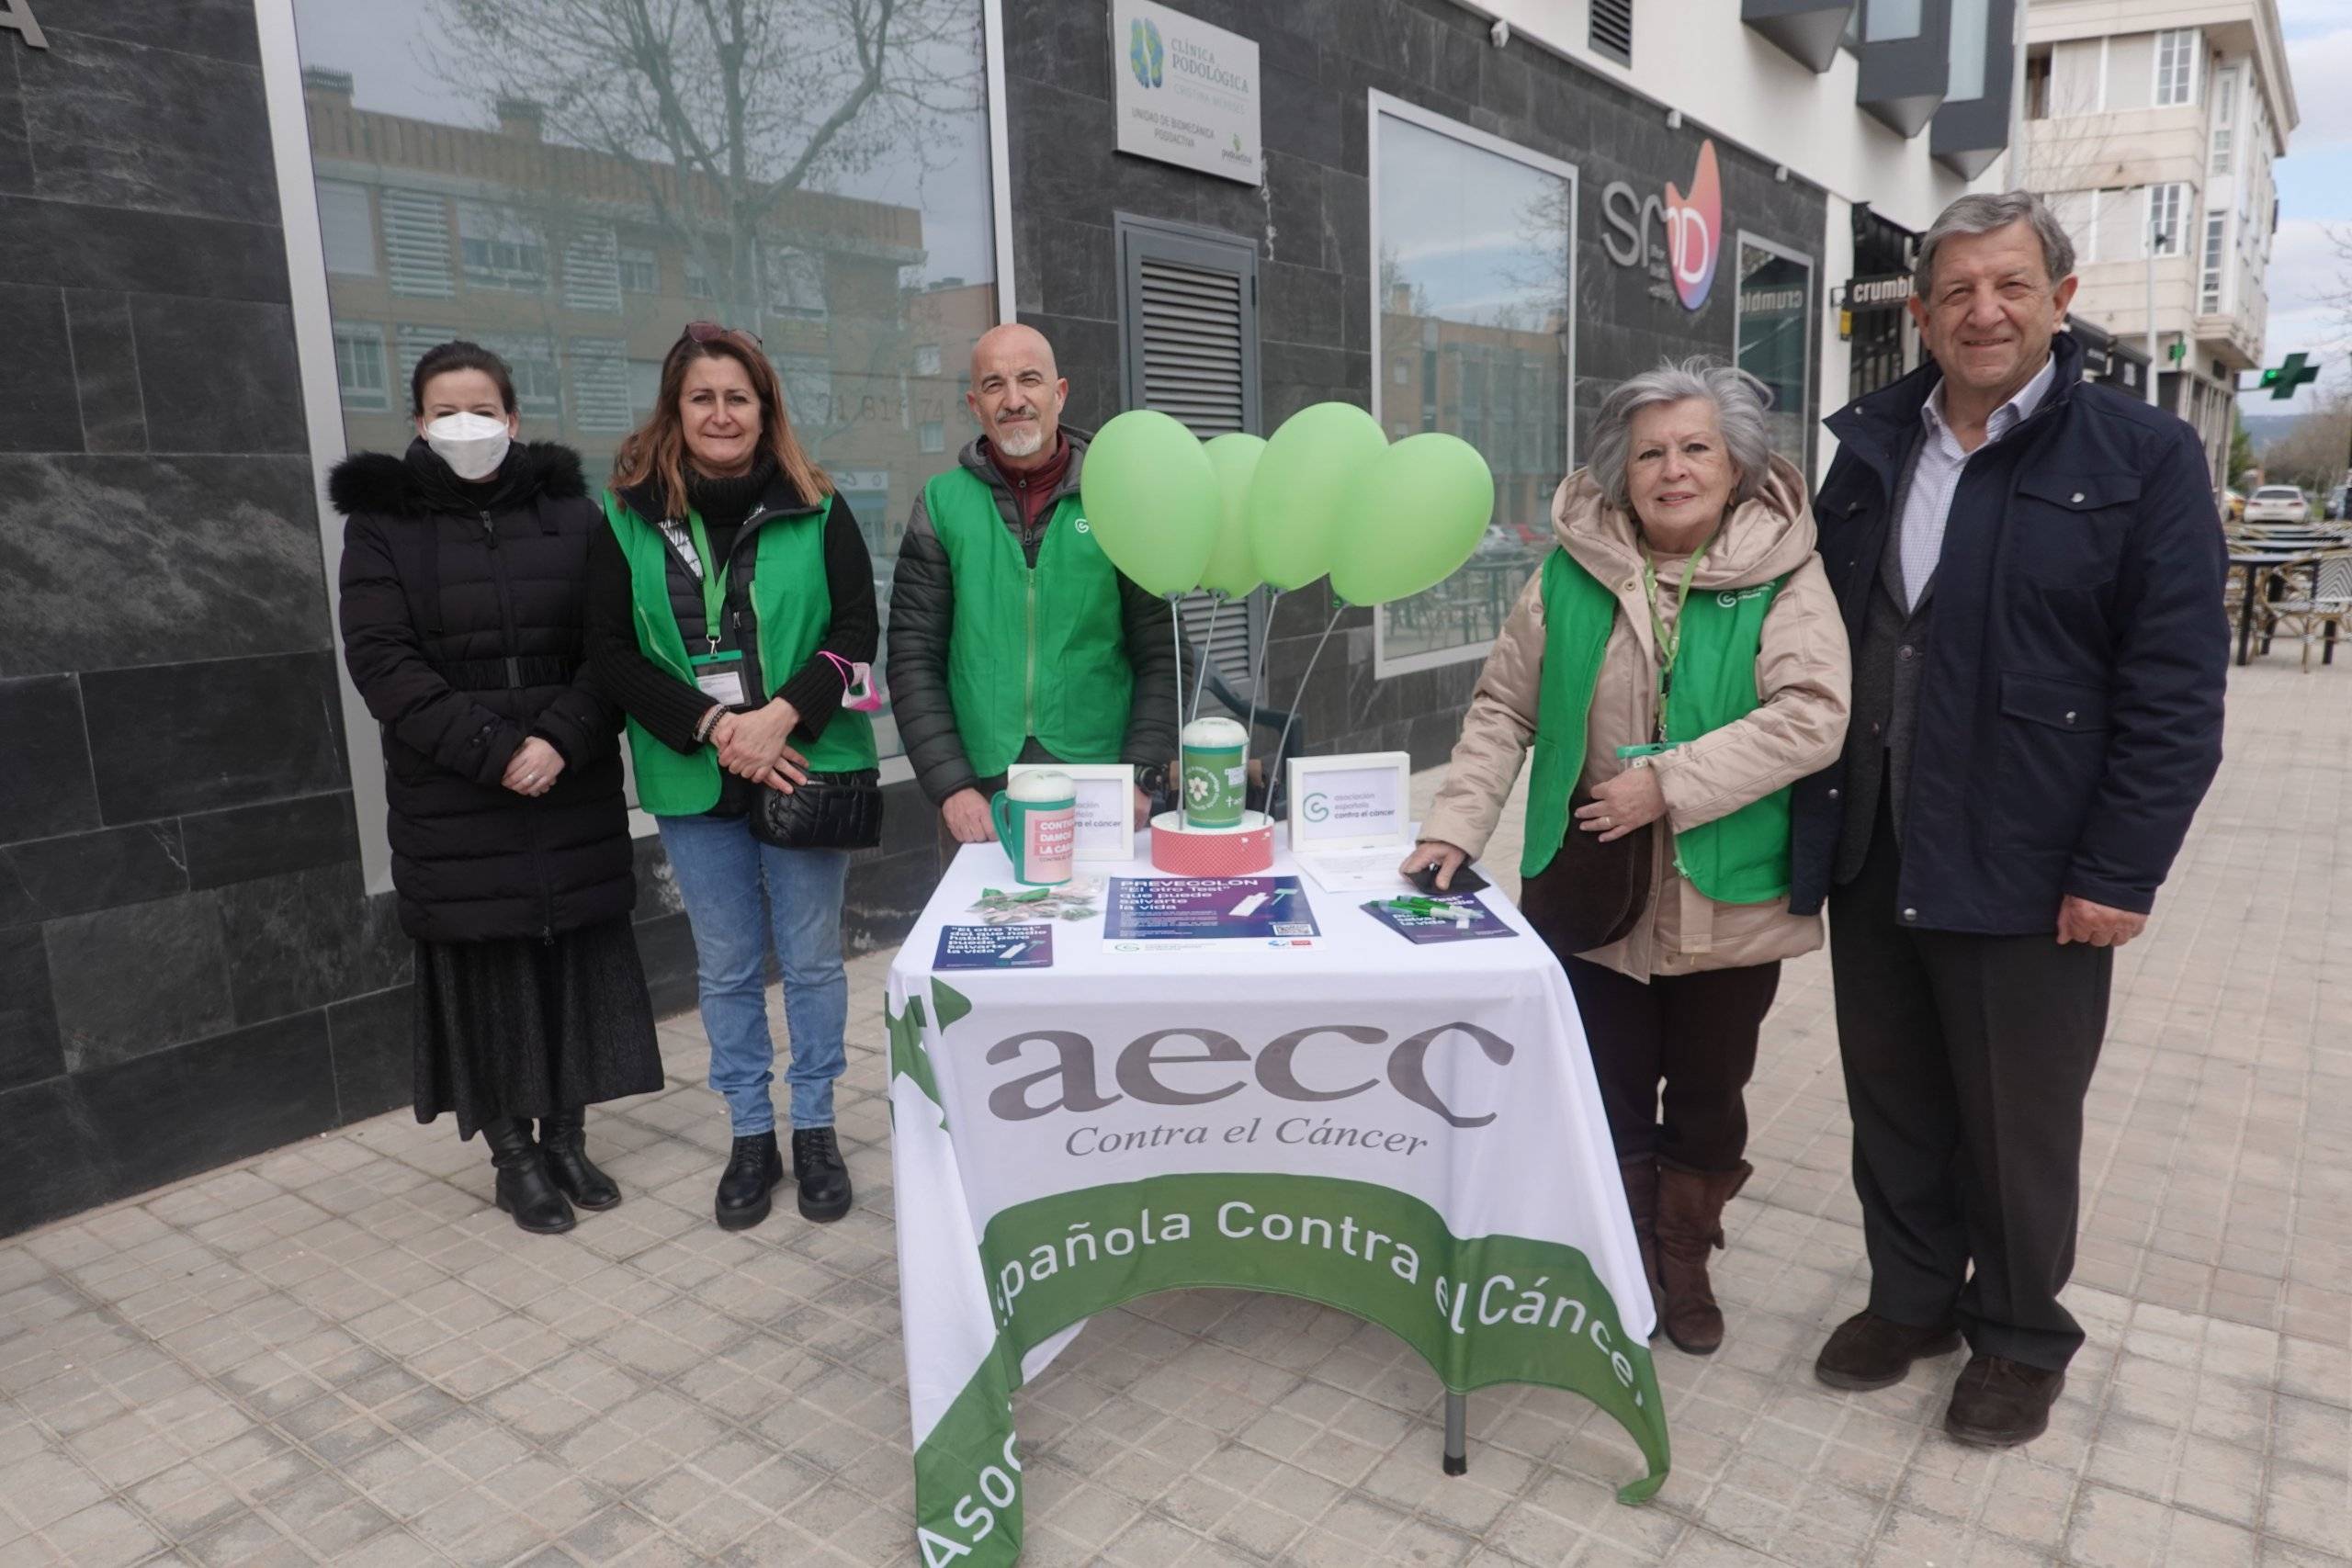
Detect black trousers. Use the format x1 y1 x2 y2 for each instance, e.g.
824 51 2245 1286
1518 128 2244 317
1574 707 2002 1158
1830 791 2113 1371
1562 953 1781 1171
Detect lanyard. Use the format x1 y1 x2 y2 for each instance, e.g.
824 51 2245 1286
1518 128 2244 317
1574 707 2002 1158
684 514 735 661
1639 536 1712 744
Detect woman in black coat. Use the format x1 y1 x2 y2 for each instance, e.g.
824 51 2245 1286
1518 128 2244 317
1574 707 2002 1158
335 340 662 1235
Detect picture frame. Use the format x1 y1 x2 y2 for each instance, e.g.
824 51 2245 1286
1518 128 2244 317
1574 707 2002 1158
1008 762 1136 862
1287 752 1413 852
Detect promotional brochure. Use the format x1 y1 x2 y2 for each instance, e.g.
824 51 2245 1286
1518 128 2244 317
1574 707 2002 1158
933 925 1057 970
1360 894 1519 945
1102 875 1320 943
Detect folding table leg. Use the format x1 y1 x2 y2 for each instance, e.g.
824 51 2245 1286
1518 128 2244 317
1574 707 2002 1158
1442 1393 1467 1476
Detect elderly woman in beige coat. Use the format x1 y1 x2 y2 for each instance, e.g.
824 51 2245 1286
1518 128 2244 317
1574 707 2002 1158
1408 358 1849 1356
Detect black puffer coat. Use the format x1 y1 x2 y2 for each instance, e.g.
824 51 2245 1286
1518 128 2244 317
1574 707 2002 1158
334 440 635 943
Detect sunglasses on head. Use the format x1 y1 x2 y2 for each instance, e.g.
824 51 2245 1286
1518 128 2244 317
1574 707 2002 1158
682 321 763 350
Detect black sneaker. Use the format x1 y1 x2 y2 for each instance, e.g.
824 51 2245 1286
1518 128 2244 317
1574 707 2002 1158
792 1127 853 1222
715 1132 785 1231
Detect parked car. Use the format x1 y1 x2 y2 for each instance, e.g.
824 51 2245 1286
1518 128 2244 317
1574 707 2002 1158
2224 488 2245 523
2245 485 2312 524
2328 485 2348 523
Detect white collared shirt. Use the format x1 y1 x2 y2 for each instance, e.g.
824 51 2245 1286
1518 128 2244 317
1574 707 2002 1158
1898 355 2056 609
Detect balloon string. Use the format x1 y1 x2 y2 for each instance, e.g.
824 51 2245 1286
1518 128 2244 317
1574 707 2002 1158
1243 587 1280 802
1187 594 1220 728
1268 598 1345 815
1168 593 1185 830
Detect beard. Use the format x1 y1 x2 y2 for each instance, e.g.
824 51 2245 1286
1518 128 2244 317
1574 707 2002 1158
995 419 1047 457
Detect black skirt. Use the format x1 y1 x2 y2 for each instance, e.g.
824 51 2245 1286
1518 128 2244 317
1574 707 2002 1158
412 916 664 1138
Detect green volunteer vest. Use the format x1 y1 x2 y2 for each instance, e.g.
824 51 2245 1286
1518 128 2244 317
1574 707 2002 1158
1522 547 1792 903
924 467 1130 779
604 491 878 818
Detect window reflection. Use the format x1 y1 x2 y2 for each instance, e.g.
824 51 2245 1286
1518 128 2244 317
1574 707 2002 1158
1373 110 1572 672
1735 243 1814 474
290 0 1000 763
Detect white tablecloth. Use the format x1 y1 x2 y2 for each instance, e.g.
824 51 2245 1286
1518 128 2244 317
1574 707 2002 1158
887 832 1668 1566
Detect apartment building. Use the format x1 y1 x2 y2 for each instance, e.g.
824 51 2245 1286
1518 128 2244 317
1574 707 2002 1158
2023 0 2297 492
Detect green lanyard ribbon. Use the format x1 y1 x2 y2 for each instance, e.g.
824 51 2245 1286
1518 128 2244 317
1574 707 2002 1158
1638 536 1713 745
685 514 740 665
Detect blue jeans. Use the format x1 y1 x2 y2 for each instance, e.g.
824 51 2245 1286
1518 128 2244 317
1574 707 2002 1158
655 814 850 1135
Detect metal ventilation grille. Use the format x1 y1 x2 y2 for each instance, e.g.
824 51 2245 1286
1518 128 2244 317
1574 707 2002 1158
1137 257 1248 437
1590 0 1634 64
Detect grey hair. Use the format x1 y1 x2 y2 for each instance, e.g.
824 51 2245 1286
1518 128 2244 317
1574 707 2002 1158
1914 190 2076 299
1586 357 1776 519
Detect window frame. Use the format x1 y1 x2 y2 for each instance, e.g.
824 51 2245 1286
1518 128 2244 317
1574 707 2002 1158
2153 28 2199 108
331 320 390 412
2148 183 2188 259
1365 90 1577 681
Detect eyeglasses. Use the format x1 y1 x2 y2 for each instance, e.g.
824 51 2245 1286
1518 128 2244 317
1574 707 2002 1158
682 321 763 350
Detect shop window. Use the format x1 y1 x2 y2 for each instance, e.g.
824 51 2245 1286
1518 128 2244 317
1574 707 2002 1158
288 0 1005 802
333 322 390 412
1735 238 1815 477
1370 94 1573 677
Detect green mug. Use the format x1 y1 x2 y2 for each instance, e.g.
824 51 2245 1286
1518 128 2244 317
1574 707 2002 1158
1180 717 1248 829
992 770 1076 886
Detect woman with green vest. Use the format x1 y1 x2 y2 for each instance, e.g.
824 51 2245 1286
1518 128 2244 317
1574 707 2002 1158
1410 359 1850 1356
584 324 879 1231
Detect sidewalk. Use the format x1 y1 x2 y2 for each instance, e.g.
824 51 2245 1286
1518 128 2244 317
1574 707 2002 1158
1 660 2346 1568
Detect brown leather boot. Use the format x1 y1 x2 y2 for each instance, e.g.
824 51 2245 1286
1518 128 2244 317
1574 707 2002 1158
1617 1154 1663 1329
1654 1160 1752 1355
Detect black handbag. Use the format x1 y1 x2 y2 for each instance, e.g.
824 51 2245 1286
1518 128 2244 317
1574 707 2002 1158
1516 786 1653 955
749 767 886 852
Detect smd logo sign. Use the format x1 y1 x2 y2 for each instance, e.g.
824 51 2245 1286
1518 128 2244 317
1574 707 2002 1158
1600 140 1723 312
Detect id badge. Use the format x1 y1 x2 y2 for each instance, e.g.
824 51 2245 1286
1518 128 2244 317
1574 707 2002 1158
692 653 746 708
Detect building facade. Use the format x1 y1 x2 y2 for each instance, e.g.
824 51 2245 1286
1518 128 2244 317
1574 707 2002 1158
2023 0 2296 493
0 0 2012 1235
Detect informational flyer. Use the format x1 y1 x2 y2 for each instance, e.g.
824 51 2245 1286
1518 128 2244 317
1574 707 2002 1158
1103 876 1319 943
933 925 1056 970
1360 896 1519 945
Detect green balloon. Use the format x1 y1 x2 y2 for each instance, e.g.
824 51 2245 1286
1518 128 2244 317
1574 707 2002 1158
1078 410 1219 595
1245 402 1388 591
1329 433 1498 607
1199 433 1266 599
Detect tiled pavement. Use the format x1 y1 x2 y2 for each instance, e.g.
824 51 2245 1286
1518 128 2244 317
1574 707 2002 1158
2 660 2347 1567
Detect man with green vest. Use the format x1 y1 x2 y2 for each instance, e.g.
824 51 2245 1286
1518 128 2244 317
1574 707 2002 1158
1407 360 1849 1357
888 324 1180 849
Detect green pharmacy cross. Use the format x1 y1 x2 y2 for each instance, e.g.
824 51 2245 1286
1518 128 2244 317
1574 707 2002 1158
2257 353 2321 400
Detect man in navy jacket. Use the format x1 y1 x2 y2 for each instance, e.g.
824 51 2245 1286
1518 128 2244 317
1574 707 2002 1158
1793 192 2226 1447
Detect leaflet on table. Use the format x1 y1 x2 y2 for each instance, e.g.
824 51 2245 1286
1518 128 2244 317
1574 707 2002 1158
1103 875 1321 942
1295 845 1418 896
933 924 1054 970
1360 895 1518 944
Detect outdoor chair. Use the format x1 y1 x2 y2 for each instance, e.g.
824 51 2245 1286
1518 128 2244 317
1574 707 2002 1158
2263 550 2352 671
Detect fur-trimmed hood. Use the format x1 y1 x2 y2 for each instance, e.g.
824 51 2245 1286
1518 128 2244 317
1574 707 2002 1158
329 438 588 519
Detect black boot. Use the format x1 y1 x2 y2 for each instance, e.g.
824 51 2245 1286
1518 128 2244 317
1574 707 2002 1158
792 1127 853 1222
715 1132 786 1231
537 1108 620 1212
482 1117 575 1235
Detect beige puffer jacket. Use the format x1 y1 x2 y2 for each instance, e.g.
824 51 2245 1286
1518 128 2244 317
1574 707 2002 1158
1423 455 1851 982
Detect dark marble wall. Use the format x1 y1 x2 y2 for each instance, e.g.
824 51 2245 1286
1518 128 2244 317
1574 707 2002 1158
1002 0 1827 769
0 6 699 1237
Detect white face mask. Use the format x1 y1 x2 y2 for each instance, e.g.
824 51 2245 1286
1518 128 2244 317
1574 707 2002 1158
422 412 512 480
